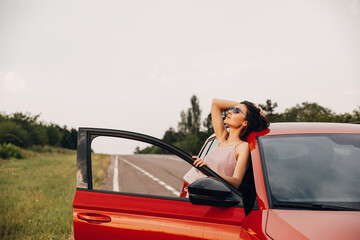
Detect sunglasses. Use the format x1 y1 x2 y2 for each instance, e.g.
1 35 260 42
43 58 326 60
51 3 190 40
228 107 246 116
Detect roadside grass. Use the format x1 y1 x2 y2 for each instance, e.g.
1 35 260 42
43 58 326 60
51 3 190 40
0 149 111 240
91 153 112 189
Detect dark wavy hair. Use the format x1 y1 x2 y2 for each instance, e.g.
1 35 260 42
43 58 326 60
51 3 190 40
239 100 270 142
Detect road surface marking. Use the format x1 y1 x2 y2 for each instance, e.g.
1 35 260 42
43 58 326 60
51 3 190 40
118 156 180 196
113 155 119 191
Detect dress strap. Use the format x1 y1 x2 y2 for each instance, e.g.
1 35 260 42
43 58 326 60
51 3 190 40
234 141 244 147
218 141 244 150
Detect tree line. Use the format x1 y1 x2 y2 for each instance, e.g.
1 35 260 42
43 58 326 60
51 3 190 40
0 112 77 150
1 97 359 155
258 100 360 123
135 96 360 155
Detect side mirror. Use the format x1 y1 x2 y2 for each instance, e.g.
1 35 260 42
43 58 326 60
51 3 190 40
188 177 240 207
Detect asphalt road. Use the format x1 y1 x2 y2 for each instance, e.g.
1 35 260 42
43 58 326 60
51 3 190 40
102 154 192 197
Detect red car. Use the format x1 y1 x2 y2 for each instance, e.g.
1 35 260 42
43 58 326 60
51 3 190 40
73 122 360 239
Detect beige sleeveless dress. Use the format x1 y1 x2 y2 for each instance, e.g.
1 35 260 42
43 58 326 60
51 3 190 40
183 143 240 185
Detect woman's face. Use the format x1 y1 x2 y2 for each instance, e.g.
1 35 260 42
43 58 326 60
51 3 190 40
224 104 248 129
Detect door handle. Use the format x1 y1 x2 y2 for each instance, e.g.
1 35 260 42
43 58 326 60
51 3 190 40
77 213 111 222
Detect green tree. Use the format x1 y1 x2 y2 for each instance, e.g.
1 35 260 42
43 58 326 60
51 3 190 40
46 124 62 146
0 121 28 147
353 107 360 121
283 102 334 122
258 100 360 123
258 99 283 122
178 110 187 134
190 95 201 133
70 128 78 149
178 95 202 134
11 112 40 127
60 127 73 149
174 133 202 155
8 112 41 147
186 108 193 133
162 127 179 145
203 113 214 135
332 106 360 123
31 124 48 146
259 99 278 115
0 112 77 150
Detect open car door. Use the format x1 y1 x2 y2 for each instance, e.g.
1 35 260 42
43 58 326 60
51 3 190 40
73 128 252 240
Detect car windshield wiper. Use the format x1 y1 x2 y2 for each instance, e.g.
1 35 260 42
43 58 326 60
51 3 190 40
273 201 359 211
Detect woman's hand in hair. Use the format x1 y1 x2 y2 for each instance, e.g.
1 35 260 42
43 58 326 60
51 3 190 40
258 106 266 117
192 156 207 167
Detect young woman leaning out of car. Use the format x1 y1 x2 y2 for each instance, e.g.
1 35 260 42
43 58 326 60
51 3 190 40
180 99 269 196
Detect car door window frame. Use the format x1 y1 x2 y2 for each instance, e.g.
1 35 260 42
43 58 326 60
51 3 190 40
198 137 215 159
76 128 244 200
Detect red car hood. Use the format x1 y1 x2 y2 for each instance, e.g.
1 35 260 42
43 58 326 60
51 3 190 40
265 209 360 240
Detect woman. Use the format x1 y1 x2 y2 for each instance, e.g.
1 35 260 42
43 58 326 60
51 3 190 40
180 98 269 197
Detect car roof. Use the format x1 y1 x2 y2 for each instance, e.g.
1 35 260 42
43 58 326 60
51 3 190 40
264 122 360 135
207 122 360 140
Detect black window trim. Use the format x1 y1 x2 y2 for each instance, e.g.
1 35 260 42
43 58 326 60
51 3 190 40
75 188 190 202
77 128 244 202
257 135 273 208
204 137 216 157
198 136 215 159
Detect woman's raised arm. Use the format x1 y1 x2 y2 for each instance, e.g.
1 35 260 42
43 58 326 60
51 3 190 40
211 98 239 141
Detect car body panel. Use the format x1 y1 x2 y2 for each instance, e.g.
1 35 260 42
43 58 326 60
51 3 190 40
73 190 249 239
73 123 360 239
266 210 360 240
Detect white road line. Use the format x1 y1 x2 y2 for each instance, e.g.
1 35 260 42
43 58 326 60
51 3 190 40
118 156 180 196
113 155 119 191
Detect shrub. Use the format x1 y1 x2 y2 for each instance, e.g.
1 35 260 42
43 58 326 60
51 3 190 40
0 121 28 147
0 143 23 159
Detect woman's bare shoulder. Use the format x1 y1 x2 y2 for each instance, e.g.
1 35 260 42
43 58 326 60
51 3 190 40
237 141 249 147
235 142 249 155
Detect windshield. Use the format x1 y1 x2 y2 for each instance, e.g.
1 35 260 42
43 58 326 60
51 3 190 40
259 134 360 210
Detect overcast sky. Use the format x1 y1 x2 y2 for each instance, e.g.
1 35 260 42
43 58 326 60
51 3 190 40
1 0 360 152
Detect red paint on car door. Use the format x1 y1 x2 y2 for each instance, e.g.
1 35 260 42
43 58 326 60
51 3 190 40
73 190 249 239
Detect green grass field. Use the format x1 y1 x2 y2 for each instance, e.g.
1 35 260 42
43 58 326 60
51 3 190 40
0 149 111 240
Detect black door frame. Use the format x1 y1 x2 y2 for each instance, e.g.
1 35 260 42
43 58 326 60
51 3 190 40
76 127 244 199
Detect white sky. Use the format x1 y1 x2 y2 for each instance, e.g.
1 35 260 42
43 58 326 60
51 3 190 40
1 0 360 153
